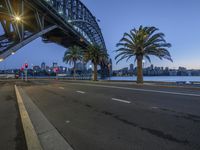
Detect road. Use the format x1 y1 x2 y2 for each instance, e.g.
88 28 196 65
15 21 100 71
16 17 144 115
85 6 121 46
22 80 200 150
0 81 27 150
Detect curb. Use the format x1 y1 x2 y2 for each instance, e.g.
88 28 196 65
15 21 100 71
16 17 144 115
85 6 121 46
15 85 43 150
15 85 74 150
57 79 200 90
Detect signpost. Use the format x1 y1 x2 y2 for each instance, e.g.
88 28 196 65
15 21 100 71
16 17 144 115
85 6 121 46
20 67 24 81
54 67 59 80
24 63 28 81
108 63 111 80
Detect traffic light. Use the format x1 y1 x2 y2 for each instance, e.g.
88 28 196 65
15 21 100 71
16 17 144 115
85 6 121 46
53 67 59 73
25 63 28 68
20 67 24 71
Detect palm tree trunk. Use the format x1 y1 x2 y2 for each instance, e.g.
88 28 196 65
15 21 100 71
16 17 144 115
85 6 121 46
93 63 98 81
136 55 143 84
73 61 76 80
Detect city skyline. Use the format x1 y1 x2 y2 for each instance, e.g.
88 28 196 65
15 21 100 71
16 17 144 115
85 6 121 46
1 59 199 72
0 0 200 69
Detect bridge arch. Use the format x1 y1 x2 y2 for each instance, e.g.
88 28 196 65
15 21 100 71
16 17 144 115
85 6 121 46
0 0 107 61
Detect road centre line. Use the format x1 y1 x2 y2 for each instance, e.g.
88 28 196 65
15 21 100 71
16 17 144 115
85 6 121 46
76 91 85 94
111 98 131 104
68 83 200 97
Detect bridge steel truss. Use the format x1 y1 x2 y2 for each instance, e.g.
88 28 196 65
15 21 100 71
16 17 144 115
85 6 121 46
0 0 108 77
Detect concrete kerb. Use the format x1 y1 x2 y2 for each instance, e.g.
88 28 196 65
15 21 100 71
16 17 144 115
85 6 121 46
15 85 74 150
15 85 43 150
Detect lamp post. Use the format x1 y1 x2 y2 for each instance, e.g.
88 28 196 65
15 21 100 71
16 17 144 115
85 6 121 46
89 64 92 80
31 64 34 78
108 63 111 80
142 59 146 68
24 63 28 81
48 69 51 79
20 67 24 81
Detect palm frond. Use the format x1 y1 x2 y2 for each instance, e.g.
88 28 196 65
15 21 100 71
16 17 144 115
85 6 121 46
144 55 151 63
84 44 109 65
63 45 83 65
115 25 172 64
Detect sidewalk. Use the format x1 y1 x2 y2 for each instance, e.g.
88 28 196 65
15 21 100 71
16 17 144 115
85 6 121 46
0 82 27 150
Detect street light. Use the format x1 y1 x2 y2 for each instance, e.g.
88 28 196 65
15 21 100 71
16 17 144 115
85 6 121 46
0 58 4 62
68 20 72 23
13 15 21 22
80 38 84 42
0 12 22 22
142 59 146 68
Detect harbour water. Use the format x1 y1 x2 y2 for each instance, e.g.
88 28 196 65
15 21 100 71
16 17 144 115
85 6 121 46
108 76 200 82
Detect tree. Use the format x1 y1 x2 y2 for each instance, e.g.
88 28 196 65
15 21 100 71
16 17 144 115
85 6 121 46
63 46 82 79
115 26 172 84
84 44 109 81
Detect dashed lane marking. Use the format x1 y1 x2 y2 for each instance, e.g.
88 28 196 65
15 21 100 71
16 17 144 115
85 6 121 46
111 98 131 104
151 107 159 109
76 91 85 94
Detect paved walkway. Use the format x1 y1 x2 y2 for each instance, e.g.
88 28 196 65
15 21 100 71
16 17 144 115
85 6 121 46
0 82 27 150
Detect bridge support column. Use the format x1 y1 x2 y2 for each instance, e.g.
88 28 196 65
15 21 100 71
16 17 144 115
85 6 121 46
100 63 109 79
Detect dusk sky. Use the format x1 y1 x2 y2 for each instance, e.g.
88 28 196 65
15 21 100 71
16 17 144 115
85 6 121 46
0 0 200 70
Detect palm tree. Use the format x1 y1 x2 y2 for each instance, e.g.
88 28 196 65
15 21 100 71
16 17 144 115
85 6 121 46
115 26 172 84
84 44 109 81
63 45 83 79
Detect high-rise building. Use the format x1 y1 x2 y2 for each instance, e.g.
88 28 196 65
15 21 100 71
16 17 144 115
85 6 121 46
150 64 154 70
130 64 134 71
41 62 46 70
46 65 50 70
33 66 41 71
129 63 134 75
75 62 86 71
53 62 58 68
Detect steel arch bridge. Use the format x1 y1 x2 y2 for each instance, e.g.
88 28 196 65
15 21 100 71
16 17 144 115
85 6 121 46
0 0 109 77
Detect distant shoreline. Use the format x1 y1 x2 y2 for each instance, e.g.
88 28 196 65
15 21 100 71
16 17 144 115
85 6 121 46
106 76 200 83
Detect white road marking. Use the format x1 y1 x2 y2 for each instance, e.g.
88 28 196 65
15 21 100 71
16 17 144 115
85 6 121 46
76 91 85 94
151 107 159 109
65 120 71 124
59 87 65 90
69 83 200 97
111 98 131 104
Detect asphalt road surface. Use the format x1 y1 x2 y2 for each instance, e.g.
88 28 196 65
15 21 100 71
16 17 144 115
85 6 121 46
23 80 200 150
